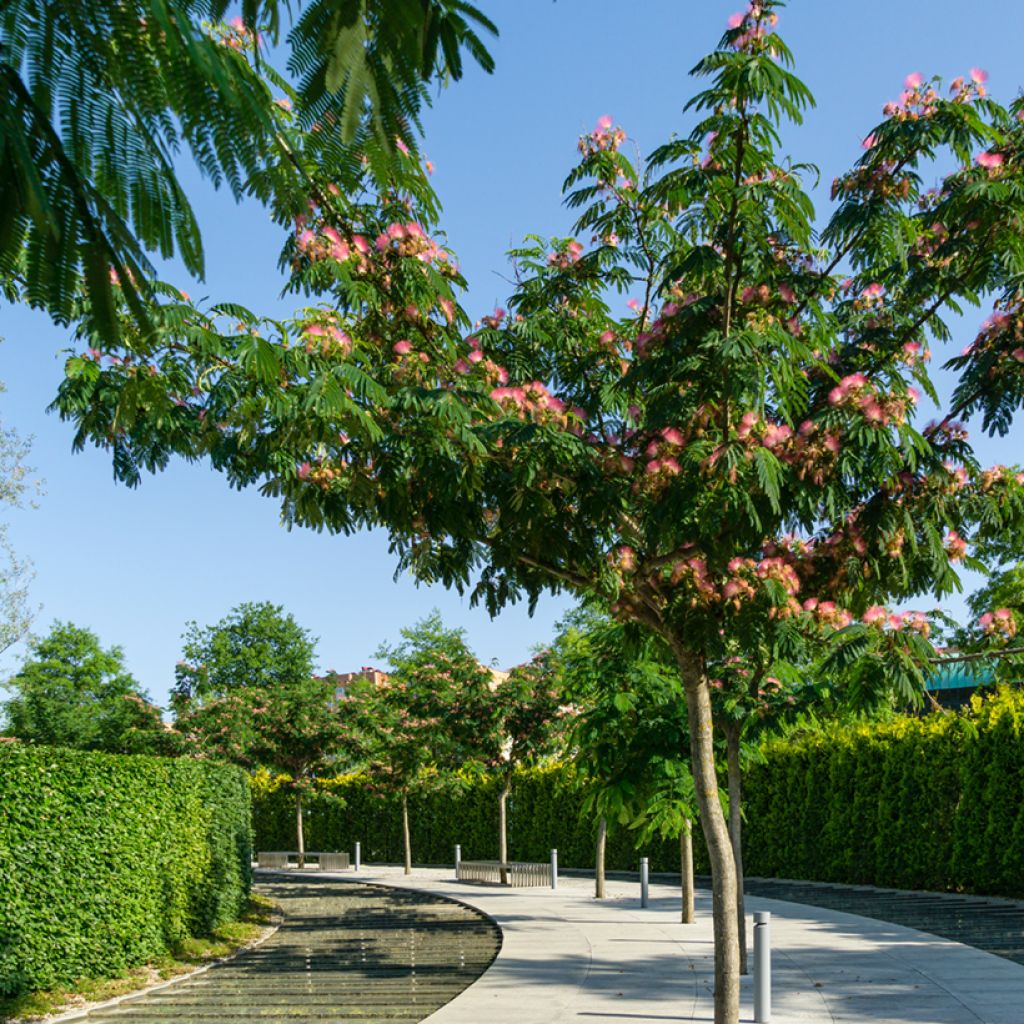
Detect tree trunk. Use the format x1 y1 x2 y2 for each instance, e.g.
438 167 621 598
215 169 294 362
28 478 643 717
499 777 511 884
724 720 747 975
595 815 607 899
680 823 694 924
295 791 305 869
677 650 739 1024
401 792 412 875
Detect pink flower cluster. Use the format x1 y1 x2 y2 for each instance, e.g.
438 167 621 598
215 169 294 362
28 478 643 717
726 3 777 49
979 608 1017 639
578 115 626 157
489 380 583 429
549 240 585 269
962 301 1024 366
827 373 912 428
300 316 352 357
944 529 968 561
802 599 854 630
862 606 931 636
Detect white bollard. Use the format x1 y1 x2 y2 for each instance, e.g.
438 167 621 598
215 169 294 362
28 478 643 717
754 911 771 1023
550 848 558 890
454 844 461 879
354 841 361 872
640 857 649 908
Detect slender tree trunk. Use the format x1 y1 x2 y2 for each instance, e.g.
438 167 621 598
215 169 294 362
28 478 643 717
401 792 412 875
677 650 739 1024
295 791 305 869
724 720 748 975
499 776 511 884
595 815 607 899
680 824 694 924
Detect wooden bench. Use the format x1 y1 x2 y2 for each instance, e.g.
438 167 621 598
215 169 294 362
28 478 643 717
256 850 350 871
456 859 552 887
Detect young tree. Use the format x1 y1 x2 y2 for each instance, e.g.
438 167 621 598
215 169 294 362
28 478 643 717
486 653 565 881
53 5 1024 1018
558 609 697 914
1 621 175 754
360 611 496 874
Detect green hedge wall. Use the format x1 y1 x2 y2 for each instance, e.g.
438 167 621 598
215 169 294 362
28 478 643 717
253 689 1024 898
253 767 709 875
0 745 252 997
743 689 1024 896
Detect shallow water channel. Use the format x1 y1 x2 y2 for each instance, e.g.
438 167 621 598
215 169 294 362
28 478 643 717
80 879 502 1024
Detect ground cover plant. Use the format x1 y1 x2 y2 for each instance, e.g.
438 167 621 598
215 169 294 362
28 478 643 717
51 2 1024 1019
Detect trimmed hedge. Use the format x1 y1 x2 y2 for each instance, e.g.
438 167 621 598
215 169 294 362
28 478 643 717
744 688 1024 896
0 745 251 997
253 688 1024 898
252 767 708 875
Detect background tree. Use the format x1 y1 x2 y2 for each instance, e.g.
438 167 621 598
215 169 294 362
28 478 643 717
172 600 348 863
51 5 1024 1019
359 610 496 874
1 621 175 754
0 376 40 654
174 600 316 699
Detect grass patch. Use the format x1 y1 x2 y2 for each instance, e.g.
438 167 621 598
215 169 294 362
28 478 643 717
0 895 277 1023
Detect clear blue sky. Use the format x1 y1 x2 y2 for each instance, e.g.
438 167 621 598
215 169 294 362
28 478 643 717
1 0 1022 707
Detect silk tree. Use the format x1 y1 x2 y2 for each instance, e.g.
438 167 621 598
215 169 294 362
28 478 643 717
54 3 1024 1018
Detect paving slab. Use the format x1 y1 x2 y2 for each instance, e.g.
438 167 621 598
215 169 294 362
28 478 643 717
323 866 1024 1024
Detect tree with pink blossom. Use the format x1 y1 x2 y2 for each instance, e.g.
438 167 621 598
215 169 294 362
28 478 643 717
358 611 498 874
54 3 1024 1018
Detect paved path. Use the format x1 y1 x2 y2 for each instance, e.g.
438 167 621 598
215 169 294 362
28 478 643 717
335 866 1024 1024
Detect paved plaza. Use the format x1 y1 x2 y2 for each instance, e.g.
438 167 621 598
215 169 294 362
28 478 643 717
347 866 1024 1024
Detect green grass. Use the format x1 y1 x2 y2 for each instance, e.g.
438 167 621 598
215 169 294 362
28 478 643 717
0 896 277 1022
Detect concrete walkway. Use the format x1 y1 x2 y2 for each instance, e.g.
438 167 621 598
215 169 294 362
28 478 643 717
321 866 1024 1024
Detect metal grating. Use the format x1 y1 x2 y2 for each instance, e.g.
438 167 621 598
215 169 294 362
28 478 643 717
741 876 1024 966
79 879 501 1024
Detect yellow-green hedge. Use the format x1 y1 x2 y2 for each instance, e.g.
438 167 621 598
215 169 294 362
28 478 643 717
744 687 1024 896
0 745 251 997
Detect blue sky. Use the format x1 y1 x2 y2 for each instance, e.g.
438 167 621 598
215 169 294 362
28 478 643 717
1 0 1022 707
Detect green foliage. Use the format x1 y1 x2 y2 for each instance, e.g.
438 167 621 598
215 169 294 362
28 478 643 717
1 0 495 338
2 621 177 755
0 745 251 997
362 610 499 794
743 687 1024 896
175 601 317 701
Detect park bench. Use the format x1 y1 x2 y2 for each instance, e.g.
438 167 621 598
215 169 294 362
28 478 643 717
456 859 552 887
256 850 350 871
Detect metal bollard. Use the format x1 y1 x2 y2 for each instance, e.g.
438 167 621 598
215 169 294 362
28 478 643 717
754 911 771 1023
550 848 558 890
640 857 650 908
454 844 461 879
354 841 361 872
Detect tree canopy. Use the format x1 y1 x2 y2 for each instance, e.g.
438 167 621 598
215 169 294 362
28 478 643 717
46 3 1024 1020
1 620 174 754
